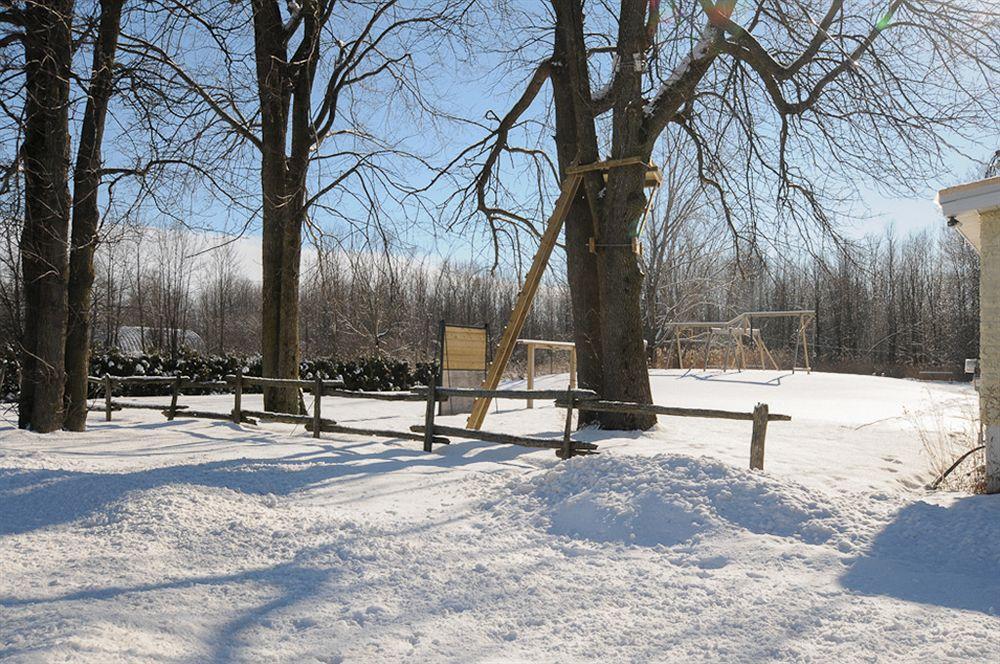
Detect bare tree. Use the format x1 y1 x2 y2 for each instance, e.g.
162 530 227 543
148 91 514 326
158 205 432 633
125 0 467 411
64 0 125 430
6 0 76 431
465 0 998 428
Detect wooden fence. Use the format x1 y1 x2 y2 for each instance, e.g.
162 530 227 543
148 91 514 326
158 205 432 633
88 375 789 466
554 396 789 469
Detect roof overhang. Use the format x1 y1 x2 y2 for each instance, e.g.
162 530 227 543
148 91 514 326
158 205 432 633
936 176 1000 253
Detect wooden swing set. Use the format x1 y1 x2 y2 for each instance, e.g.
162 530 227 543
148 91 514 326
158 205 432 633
466 157 662 430
665 310 816 373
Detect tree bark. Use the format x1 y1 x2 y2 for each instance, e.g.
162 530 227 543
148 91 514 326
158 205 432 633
64 0 125 431
252 0 320 413
595 0 657 429
550 0 604 424
19 0 75 432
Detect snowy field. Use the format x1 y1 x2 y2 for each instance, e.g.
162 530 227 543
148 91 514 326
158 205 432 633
2 370 998 662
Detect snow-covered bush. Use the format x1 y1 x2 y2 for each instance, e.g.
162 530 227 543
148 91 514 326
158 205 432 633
0 349 437 400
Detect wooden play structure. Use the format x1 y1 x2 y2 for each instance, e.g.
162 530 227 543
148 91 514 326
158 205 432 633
666 310 815 373
520 338 577 408
466 157 662 430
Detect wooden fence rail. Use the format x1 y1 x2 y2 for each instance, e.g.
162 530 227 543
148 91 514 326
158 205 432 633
556 396 789 470
410 424 597 452
413 386 598 401
557 398 791 422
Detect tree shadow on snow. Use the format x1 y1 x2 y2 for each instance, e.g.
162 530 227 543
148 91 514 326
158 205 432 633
0 426 539 537
840 497 1000 614
0 540 349 663
679 370 794 387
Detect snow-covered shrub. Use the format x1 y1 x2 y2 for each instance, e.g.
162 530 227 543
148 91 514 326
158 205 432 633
0 349 437 400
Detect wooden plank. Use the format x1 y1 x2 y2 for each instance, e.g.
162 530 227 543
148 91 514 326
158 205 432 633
750 403 768 470
560 398 791 422
466 174 584 429
308 421 450 446
410 424 598 451
111 401 186 411
243 376 312 389
321 388 430 402
564 156 648 174
164 409 258 425
88 375 177 385
442 326 488 371
242 409 338 427
517 339 576 349
423 386 598 400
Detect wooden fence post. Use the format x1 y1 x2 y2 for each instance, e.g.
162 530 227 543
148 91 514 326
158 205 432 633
750 402 768 470
167 375 182 421
526 343 535 409
560 390 575 460
313 375 322 439
232 373 242 424
423 377 437 453
104 374 113 422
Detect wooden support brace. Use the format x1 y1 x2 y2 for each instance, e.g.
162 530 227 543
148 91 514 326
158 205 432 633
467 174 583 429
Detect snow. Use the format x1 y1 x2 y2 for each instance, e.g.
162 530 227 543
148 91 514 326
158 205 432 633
2 370 998 662
644 30 715 116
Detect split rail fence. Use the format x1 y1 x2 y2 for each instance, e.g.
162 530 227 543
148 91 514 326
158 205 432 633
87 375 790 467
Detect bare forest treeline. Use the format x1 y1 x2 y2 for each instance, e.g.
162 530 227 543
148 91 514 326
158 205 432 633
651 225 980 376
0 222 978 377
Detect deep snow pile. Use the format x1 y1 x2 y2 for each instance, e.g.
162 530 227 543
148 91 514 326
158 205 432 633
2 370 999 662
498 454 864 550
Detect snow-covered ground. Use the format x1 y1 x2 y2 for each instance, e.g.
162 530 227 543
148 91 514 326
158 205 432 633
1 370 998 662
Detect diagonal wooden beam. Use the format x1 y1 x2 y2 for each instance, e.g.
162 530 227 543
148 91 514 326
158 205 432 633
466 173 583 429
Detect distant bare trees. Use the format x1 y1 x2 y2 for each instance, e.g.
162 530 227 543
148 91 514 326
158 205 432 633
651 227 980 373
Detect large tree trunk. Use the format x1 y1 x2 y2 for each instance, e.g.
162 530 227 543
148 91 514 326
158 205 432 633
252 0 318 413
594 0 656 429
19 0 75 432
64 0 124 431
550 0 603 423
551 0 655 429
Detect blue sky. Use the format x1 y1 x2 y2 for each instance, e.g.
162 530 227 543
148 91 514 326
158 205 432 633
96 1 998 274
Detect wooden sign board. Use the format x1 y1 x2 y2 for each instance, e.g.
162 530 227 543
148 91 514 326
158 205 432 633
439 323 487 415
